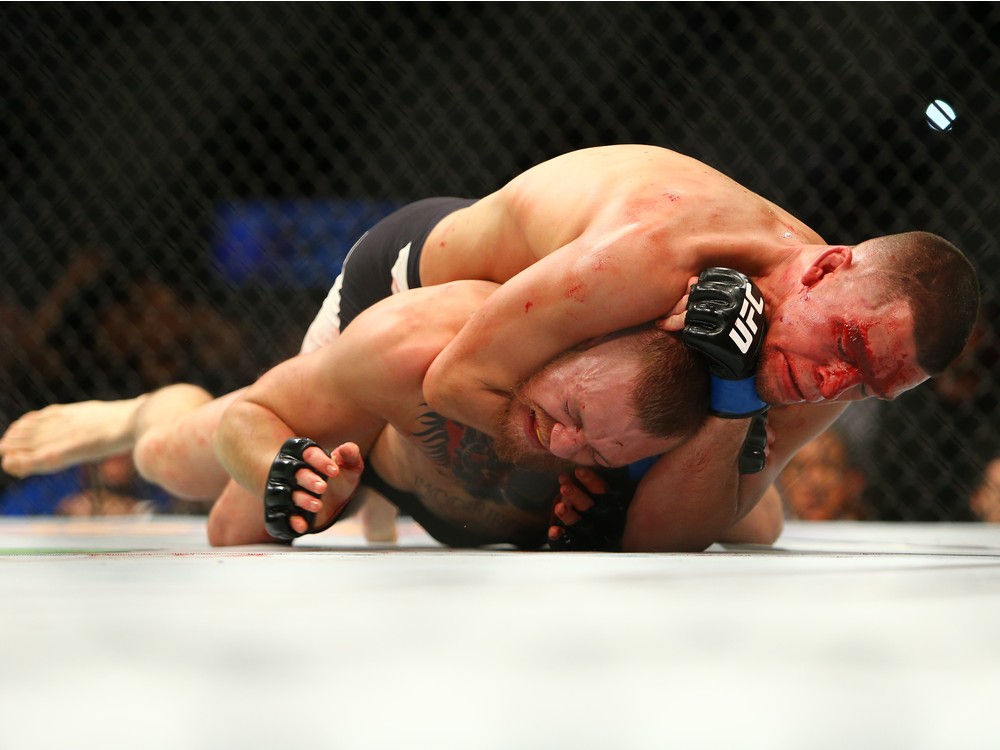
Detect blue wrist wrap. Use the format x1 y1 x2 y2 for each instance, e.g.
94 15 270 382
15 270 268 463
710 375 767 418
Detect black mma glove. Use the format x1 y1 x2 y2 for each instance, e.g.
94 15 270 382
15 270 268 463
682 267 768 418
263 437 330 541
549 469 635 552
739 412 768 475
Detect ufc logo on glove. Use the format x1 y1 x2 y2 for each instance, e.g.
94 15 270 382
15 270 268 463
729 281 764 354
682 268 769 419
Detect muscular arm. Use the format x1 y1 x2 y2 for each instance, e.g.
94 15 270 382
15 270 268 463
214 281 499 502
422 144 821 437
424 228 695 434
622 402 846 552
213 331 395 502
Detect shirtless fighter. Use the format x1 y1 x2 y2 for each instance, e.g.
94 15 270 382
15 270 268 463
1 281 718 550
1 146 980 549
298 145 980 548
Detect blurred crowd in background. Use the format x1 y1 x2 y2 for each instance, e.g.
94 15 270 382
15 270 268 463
2 4 997 523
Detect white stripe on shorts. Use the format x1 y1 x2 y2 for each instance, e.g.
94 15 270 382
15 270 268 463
389 242 412 294
299 230 368 354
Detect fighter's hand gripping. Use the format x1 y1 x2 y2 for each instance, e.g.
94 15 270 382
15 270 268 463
263 437 362 541
548 468 635 552
682 267 768 418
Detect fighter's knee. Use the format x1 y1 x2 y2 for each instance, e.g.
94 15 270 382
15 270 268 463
206 503 243 547
205 509 228 547
206 509 283 547
133 431 166 486
206 483 279 547
134 426 206 497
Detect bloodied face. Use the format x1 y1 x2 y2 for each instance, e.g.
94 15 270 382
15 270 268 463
756 269 929 405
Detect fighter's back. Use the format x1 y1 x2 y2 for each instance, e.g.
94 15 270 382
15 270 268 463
420 145 825 286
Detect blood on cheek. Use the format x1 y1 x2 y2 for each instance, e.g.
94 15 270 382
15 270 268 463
843 319 912 395
805 321 861 398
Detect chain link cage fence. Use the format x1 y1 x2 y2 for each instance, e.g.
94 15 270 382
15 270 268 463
1 3 997 522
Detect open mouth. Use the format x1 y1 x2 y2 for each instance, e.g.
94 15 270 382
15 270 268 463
527 407 556 451
526 408 547 450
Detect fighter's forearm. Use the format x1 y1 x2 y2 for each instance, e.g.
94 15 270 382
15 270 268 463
622 402 848 552
424 235 687 434
621 417 751 552
423 357 509 437
213 399 297 499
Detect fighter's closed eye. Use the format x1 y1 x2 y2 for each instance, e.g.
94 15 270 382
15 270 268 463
563 400 576 425
566 399 608 466
837 335 854 364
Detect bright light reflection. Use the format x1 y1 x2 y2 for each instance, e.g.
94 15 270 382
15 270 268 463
925 99 957 131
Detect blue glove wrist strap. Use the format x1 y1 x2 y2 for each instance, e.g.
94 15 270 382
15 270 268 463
709 375 767 418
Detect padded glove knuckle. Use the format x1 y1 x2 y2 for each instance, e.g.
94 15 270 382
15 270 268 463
262 437 325 541
549 470 635 552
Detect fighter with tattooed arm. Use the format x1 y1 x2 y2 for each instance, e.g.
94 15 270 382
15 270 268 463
1 145 979 550
294 145 977 548
2 280 729 550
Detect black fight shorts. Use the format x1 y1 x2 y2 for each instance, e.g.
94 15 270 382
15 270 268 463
300 197 476 353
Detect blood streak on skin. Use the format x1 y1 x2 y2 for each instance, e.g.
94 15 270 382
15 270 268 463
565 283 585 301
524 301 534 314
622 191 682 222
438 222 456 248
842 319 909 396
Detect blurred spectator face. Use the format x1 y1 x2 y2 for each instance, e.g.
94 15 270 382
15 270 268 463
971 460 1000 523
56 455 148 517
97 453 137 488
779 431 866 521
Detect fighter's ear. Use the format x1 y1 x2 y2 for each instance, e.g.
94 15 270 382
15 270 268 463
801 246 853 287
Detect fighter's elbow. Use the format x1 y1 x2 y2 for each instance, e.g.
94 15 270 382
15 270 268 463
623 538 714 553
621 526 716 553
423 354 470 419
421 357 448 411
721 489 785 545
754 512 784 545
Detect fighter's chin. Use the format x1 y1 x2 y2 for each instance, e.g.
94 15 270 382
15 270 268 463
757 350 796 406
754 372 782 405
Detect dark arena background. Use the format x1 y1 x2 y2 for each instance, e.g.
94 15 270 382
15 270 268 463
1 3 998 521
3 6 1000 750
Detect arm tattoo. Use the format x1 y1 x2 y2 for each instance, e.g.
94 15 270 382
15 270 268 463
411 406 557 512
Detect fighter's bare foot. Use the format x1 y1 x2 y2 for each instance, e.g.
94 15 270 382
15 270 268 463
0 397 147 477
288 442 366 536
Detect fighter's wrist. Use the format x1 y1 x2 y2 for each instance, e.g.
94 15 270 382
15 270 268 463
708 375 768 418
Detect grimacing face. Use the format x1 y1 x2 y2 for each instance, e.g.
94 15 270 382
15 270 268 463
494 338 681 472
755 273 929 406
